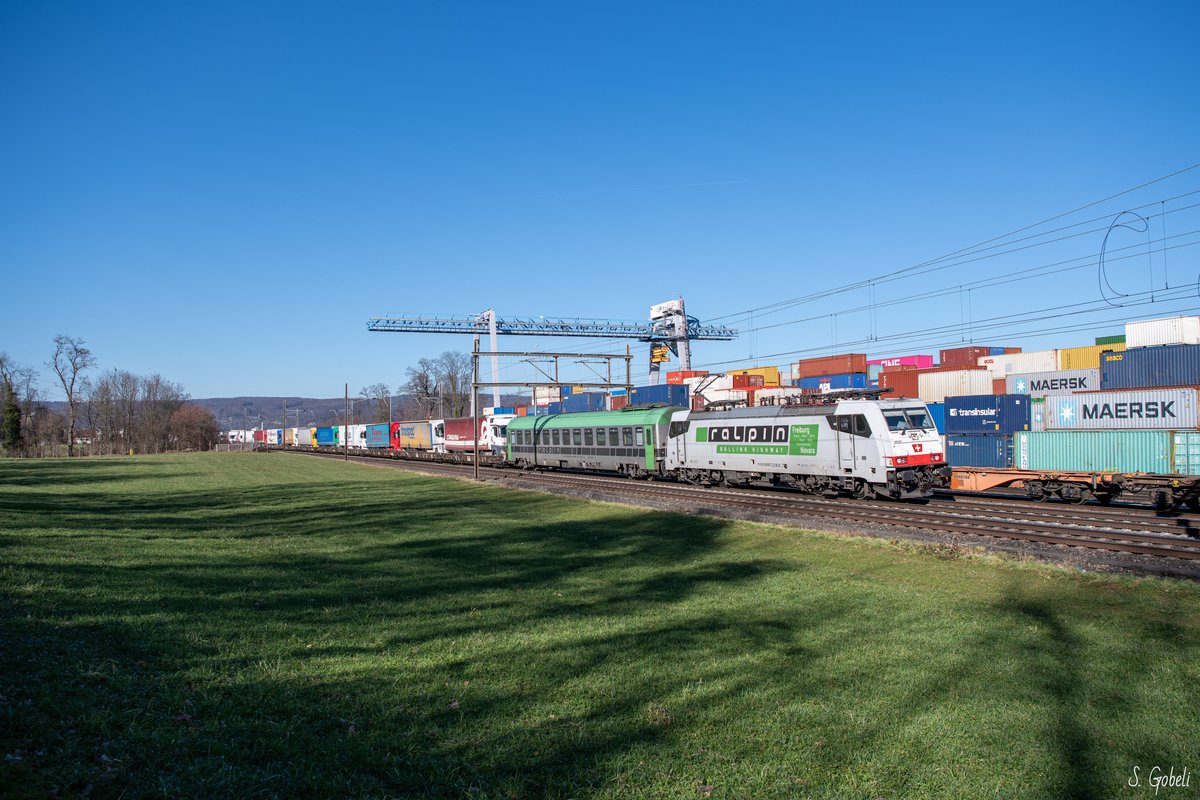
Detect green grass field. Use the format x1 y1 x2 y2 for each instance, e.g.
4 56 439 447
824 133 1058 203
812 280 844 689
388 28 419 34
2 453 1199 799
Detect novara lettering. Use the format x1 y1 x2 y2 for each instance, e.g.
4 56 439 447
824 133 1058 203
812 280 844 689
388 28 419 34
1081 401 1176 421
706 425 789 444
1029 377 1089 391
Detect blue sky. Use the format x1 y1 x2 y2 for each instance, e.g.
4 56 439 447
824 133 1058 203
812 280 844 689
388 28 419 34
2 1 1198 400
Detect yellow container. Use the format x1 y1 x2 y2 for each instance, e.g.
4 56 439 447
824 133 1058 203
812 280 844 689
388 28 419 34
729 366 781 387
1058 343 1126 370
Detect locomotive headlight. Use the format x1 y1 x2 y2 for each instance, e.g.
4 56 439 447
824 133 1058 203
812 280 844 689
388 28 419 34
885 456 908 466
931 453 943 463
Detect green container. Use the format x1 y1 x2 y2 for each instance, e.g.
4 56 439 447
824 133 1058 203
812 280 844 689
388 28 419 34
1094 334 1126 346
1172 432 1200 476
1014 431 1171 473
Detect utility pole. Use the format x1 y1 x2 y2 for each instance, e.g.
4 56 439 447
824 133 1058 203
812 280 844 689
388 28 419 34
344 383 349 462
472 339 480 481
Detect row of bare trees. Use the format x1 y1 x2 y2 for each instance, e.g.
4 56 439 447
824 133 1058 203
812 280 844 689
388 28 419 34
1 336 220 457
350 351 475 425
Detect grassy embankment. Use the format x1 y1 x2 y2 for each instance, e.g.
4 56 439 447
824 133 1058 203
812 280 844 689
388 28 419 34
1 452 1198 799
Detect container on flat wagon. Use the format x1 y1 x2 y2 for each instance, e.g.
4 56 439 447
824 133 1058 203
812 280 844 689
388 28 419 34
879 369 920 398
1006 368 1100 398
729 366 780 386
1095 334 1126 346
794 354 867 379
365 423 391 448
977 349 1058 376
945 434 1014 468
917 369 993 403
1172 432 1200 475
394 421 432 449
315 426 335 446
1125 315 1200 348
944 394 1032 435
1100 344 1200 390
628 383 688 406
1058 343 1125 370
283 428 295 446
868 354 934 370
1039 388 1199 431
925 402 946 434
1014 430 1172 473
798 373 869 392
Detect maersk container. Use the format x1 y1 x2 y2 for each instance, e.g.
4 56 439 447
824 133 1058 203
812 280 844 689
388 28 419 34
628 384 688 406
315 426 335 446
926 402 946 434
1014 431 1171 473
365 423 391 448
977 350 1058 376
945 434 1014 468
1058 343 1125 371
944 394 1032 435
798 373 868 391
917 369 994 403
1006 368 1100 397
1039 388 1199 431
1125 315 1200 348
1100 344 1200 390
1172 432 1200 475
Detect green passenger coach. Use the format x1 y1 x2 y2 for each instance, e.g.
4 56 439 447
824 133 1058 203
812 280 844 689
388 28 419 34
505 406 682 478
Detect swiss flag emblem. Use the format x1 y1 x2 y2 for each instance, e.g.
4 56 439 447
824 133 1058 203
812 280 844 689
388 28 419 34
913 443 923 452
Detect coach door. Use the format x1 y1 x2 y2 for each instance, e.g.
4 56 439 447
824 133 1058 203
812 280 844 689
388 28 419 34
835 415 856 473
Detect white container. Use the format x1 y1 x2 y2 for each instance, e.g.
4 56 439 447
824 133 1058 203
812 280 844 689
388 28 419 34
1125 315 1200 347
1040 388 1200 431
918 369 994 403
1005 368 1100 398
977 349 1058 376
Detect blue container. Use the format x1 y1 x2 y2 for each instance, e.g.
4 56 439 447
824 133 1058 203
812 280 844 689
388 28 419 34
926 402 946 434
490 406 515 415
945 434 1013 468
944 394 1032 435
316 426 335 446
628 384 689 406
1101 344 1200 390
989 346 1008 355
610 388 627 396
560 387 573 397
562 392 606 413
545 402 561 415
798 373 869 391
365 423 391 448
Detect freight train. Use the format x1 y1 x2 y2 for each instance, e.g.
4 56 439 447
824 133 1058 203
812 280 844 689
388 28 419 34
506 396 950 500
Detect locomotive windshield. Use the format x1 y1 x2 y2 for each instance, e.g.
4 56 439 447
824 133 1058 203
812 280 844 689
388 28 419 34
883 408 936 431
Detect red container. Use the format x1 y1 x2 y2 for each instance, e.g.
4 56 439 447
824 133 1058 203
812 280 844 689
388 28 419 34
513 405 528 417
667 370 709 384
690 396 707 411
442 417 480 451
939 346 992 368
610 394 629 411
795 354 868 379
992 378 1006 395
880 363 921 373
879 369 920 398
733 373 765 388
1004 347 1023 354
253 430 266 443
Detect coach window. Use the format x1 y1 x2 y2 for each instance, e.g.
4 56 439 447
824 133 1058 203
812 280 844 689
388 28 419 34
609 427 619 446
596 427 606 446
573 429 582 446
584 428 593 446
552 429 560 446
622 427 634 447
635 428 644 447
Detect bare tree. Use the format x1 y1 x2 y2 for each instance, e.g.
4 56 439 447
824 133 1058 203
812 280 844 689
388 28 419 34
359 383 392 423
403 358 439 419
47 336 96 457
169 404 219 451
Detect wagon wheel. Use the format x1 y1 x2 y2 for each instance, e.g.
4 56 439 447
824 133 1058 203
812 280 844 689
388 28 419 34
1057 485 1091 505
1186 496 1200 513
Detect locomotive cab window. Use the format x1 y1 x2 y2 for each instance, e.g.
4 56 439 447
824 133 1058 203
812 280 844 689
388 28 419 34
669 420 689 438
854 415 871 437
584 429 593 446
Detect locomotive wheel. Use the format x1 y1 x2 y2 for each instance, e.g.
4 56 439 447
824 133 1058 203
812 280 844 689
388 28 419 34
852 480 871 500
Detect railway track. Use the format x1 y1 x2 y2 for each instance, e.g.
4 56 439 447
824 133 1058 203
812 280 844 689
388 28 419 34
285 449 1200 565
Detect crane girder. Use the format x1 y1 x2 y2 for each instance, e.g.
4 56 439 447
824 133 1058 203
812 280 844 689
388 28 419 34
367 314 736 340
